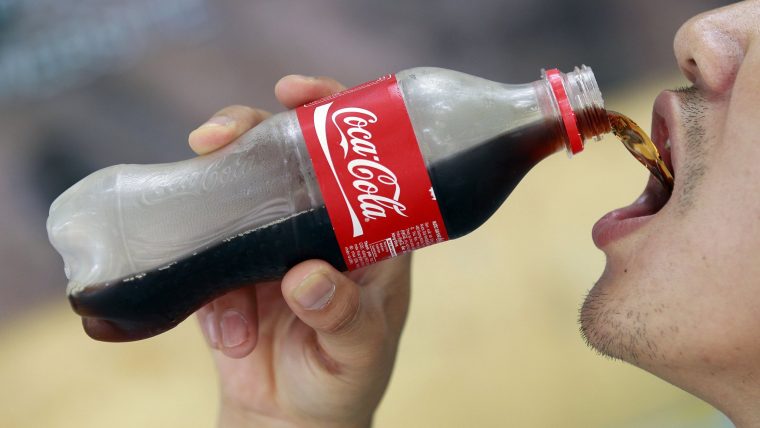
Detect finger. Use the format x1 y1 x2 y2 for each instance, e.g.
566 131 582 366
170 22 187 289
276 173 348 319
274 75 346 109
349 254 412 333
195 302 217 348
197 285 259 359
188 105 271 155
281 260 381 366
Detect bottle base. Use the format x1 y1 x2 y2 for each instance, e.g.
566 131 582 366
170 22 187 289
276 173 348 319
68 206 345 342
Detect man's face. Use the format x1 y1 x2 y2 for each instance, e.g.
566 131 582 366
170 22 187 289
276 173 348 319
581 0 760 407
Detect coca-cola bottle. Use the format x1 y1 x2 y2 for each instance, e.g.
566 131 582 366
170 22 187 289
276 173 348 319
47 66 611 341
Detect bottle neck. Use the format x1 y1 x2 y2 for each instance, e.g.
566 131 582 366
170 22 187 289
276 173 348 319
541 66 611 156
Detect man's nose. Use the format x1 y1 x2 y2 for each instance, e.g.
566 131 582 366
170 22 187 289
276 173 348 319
672 1 758 94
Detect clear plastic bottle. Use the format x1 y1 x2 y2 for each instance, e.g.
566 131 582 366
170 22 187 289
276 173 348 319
47 66 611 341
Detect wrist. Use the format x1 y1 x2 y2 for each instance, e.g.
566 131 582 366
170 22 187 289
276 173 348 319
218 402 373 428
217 405 291 428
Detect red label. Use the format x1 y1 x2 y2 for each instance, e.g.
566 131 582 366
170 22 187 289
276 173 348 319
296 74 449 270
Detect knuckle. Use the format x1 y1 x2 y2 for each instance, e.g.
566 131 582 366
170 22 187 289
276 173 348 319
217 105 255 120
322 293 362 336
250 108 271 123
238 106 271 125
238 105 259 116
224 104 251 113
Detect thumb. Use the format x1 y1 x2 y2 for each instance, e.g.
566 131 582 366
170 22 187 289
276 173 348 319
281 260 378 364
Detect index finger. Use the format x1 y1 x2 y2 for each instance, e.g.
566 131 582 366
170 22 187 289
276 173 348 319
188 105 271 155
274 75 347 109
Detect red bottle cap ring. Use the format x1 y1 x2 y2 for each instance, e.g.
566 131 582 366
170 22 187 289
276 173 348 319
545 68 584 155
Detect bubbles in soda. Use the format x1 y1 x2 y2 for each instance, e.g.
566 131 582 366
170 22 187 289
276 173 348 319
607 111 674 192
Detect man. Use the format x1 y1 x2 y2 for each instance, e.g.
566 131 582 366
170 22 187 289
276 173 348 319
189 1 760 426
581 2 760 427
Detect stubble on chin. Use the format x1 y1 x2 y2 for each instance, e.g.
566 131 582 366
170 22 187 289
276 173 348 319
579 285 632 362
578 280 668 367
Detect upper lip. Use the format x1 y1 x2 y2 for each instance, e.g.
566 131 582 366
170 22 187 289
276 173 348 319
651 90 682 180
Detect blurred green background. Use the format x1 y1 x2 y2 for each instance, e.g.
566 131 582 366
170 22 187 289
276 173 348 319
0 1 736 427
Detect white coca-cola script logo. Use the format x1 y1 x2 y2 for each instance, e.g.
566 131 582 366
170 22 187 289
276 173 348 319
313 102 408 237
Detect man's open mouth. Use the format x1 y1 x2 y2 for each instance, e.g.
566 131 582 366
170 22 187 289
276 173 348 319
592 91 679 248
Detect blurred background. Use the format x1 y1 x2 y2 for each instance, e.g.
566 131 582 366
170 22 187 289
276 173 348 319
0 0 737 427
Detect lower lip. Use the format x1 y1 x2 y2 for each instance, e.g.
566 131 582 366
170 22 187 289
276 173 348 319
592 93 676 248
592 210 655 248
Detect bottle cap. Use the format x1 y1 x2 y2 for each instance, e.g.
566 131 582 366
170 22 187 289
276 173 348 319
545 68 584 155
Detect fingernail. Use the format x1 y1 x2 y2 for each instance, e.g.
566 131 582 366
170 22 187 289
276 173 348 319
200 115 234 128
220 310 248 348
293 272 336 310
204 313 219 349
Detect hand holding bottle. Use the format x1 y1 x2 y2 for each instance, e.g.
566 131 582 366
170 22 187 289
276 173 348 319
192 75 411 428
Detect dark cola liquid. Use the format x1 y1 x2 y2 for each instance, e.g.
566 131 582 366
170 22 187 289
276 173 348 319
431 123 561 238
74 121 561 341
74 206 345 341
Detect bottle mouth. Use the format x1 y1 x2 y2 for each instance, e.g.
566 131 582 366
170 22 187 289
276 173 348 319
543 65 611 156
568 66 603 111
566 66 611 142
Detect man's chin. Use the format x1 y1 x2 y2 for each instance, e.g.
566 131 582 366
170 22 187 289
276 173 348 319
579 281 622 361
579 270 645 365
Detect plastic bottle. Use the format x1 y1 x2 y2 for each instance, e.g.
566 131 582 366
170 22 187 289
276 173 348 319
47 66 611 341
